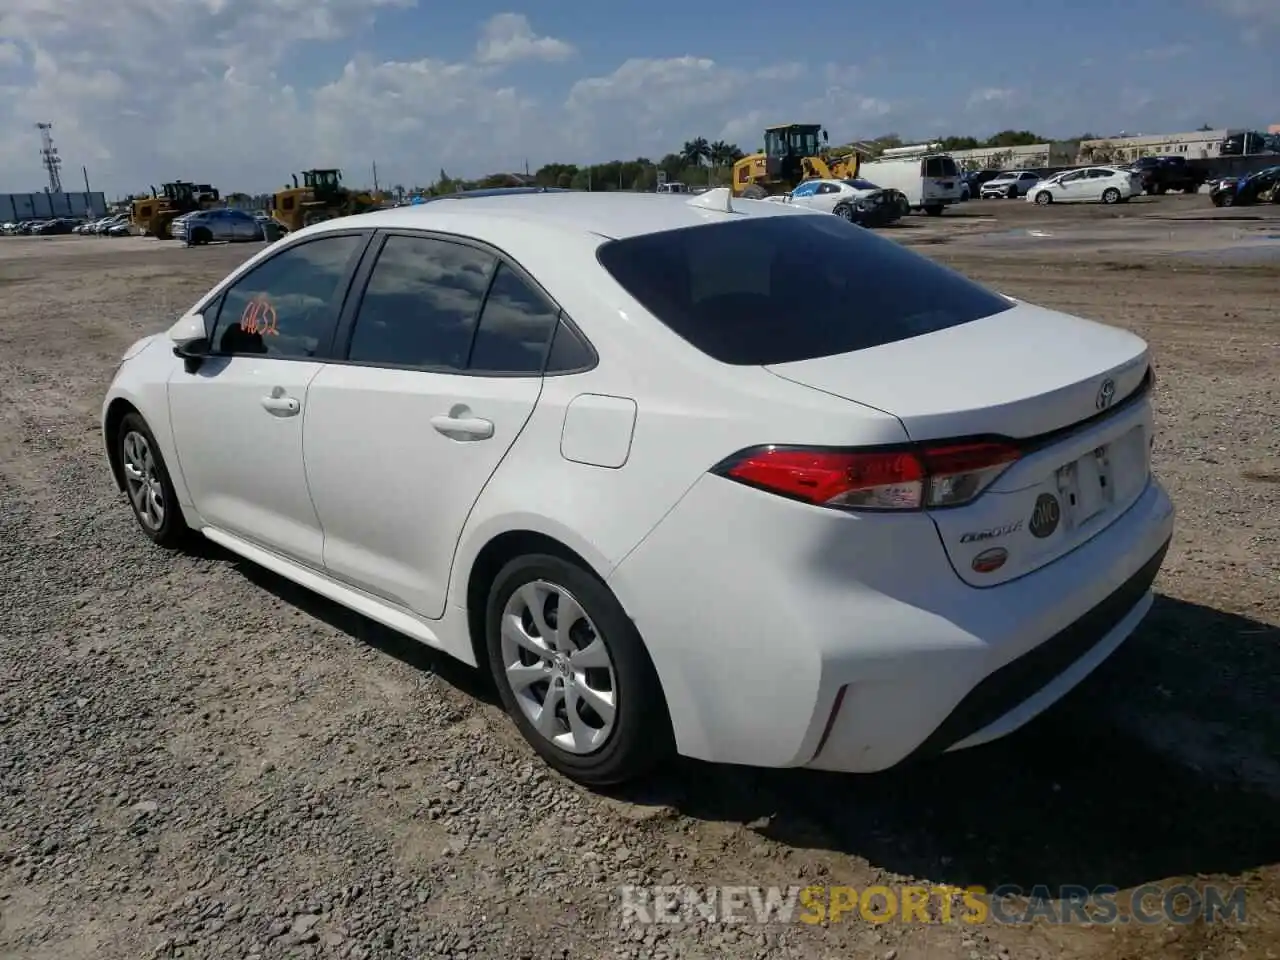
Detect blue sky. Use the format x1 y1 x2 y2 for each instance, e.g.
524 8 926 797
0 0 1275 193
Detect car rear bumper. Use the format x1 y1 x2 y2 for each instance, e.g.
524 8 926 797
607 471 1174 773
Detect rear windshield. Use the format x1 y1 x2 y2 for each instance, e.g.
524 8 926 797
922 155 959 177
595 214 1014 365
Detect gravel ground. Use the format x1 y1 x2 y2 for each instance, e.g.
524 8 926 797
1 195 1277 960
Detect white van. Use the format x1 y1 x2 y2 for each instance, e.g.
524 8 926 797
858 144 962 216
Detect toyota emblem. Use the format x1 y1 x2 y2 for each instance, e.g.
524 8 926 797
1095 378 1116 410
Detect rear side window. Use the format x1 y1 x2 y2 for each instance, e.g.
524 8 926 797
468 263 559 373
347 235 495 370
923 156 959 178
595 215 1013 366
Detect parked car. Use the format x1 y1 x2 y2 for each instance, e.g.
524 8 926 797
85 213 130 235
979 170 1042 199
1208 165 1280 206
786 178 906 226
32 218 78 235
1128 156 1207 195
1027 167 1142 205
958 169 1005 201
102 190 1174 786
172 208 264 244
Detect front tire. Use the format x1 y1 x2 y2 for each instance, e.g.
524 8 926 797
117 412 189 548
740 183 768 200
485 554 673 786
1102 188 1121 204
1035 190 1053 205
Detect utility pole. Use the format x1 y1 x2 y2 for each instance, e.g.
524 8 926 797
37 123 63 193
372 161 380 192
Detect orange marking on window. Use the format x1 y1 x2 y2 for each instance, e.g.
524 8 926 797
240 297 278 335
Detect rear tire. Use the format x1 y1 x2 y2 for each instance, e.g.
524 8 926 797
833 203 856 222
923 204 944 217
485 553 674 787
741 183 768 200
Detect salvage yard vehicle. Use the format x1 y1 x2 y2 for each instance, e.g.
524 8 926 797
171 208 265 244
858 143 963 215
1128 155 1207 195
270 169 384 232
102 190 1174 787
1208 165 1280 206
979 170 1042 199
786 177 906 226
131 181 222 239
1027 166 1142 205
731 123 863 199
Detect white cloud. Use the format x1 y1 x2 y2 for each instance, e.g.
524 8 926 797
966 87 1018 110
9 3 1253 197
475 12 574 65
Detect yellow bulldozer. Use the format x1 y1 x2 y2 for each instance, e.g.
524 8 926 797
131 181 222 239
270 169 385 232
731 123 863 198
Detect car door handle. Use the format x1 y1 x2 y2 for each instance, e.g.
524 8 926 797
430 414 494 440
260 395 300 416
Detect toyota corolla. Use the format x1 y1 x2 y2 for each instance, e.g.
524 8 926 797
101 189 1174 786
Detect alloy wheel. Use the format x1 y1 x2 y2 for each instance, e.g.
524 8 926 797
122 430 165 531
499 580 618 754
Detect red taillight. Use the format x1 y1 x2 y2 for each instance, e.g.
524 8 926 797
714 441 1020 511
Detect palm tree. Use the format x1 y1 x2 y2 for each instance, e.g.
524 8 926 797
681 138 711 168
709 141 742 168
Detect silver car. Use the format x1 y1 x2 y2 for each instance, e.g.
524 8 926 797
171 208 262 244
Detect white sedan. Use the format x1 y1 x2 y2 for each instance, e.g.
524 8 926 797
1027 167 1143 205
102 189 1174 786
786 178 905 225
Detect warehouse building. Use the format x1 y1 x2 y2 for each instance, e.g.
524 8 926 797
0 191 108 222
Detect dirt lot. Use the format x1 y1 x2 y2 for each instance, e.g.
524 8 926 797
1 193 1277 960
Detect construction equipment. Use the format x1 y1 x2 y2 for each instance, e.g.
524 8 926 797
731 124 866 198
131 181 221 239
270 169 384 232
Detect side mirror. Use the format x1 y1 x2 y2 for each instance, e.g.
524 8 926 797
169 312 210 371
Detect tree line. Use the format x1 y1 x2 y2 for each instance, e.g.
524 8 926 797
391 129 1063 197
122 127 1126 203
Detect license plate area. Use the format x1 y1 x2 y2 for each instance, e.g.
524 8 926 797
1054 425 1143 532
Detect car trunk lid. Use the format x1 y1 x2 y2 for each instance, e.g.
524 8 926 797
764 302 1155 584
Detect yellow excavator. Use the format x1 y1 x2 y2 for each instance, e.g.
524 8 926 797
270 169 385 232
731 124 864 198
131 181 221 239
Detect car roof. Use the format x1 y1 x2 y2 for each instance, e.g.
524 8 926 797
299 189 820 244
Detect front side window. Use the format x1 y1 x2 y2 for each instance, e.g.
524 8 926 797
346 234 495 370
212 234 365 358
596 214 1013 366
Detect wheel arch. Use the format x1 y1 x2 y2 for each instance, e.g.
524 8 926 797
104 397 141 491
462 527 610 672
